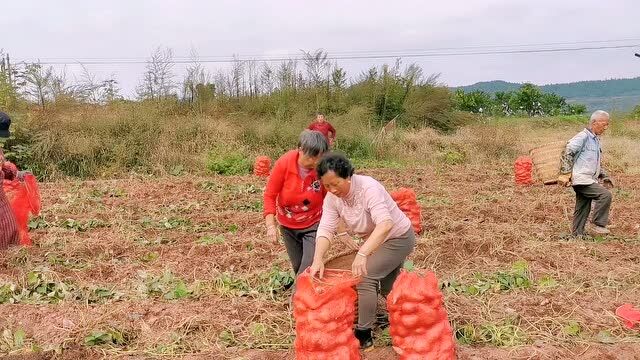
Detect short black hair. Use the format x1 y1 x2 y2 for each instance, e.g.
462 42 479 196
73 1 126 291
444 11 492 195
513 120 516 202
317 152 355 179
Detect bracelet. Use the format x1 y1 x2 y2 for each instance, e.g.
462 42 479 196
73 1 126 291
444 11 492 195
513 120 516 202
356 251 368 257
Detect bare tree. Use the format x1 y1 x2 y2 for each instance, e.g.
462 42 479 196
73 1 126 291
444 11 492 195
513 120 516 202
260 62 274 95
101 77 121 103
302 49 329 87
230 55 245 98
76 66 121 104
303 49 331 110
0 51 19 109
277 60 299 91
18 62 53 109
213 70 229 98
183 50 212 104
75 65 102 103
136 46 176 100
246 60 259 97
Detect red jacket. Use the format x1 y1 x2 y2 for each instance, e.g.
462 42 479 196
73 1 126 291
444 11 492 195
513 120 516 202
263 150 326 229
307 121 336 141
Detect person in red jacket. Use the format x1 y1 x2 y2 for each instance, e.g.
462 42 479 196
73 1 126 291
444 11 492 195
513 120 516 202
264 130 329 277
0 112 19 250
307 113 336 146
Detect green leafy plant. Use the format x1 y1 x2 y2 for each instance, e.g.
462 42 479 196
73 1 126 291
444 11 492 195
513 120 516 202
0 328 33 353
28 216 50 230
206 151 251 175
61 218 108 232
140 252 159 263
256 266 294 296
563 321 582 337
197 235 225 245
84 328 131 347
138 271 193 301
213 272 251 297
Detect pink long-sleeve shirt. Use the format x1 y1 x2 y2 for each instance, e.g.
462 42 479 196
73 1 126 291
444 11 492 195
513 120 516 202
316 174 411 241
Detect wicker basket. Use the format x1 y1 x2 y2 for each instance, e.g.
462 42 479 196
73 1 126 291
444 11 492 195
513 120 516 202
529 141 566 185
324 250 357 270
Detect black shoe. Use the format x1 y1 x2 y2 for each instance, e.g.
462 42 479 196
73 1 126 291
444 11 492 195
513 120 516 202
375 313 389 329
354 328 373 350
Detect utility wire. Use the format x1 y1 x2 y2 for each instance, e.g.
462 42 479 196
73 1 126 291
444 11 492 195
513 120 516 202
13 44 640 66
11 40 640 65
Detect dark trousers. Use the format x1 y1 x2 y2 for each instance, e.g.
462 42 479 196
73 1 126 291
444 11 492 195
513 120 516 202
356 228 416 330
572 183 612 235
281 223 318 276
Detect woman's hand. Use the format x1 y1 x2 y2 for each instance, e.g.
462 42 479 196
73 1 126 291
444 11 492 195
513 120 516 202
265 214 279 244
309 260 325 279
266 225 279 244
352 253 368 277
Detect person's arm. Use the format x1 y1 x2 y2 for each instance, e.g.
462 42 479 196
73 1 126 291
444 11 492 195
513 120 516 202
310 236 331 278
558 132 588 185
327 122 336 140
309 197 340 278
598 157 614 187
351 185 394 277
600 168 614 188
263 157 287 240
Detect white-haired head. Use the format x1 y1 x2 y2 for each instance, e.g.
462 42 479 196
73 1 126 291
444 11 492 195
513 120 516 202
589 110 610 125
588 110 610 135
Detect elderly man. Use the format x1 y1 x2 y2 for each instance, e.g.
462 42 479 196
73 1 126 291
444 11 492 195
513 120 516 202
558 110 614 236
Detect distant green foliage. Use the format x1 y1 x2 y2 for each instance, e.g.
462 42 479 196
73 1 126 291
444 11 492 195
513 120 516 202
454 83 586 116
456 77 640 112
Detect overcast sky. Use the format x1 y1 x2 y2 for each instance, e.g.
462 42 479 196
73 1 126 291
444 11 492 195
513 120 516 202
2 0 639 97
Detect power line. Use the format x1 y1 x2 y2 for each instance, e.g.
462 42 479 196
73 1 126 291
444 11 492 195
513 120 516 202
16 44 639 66
11 38 640 63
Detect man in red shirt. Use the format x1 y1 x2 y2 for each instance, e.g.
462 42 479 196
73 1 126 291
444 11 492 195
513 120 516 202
307 113 336 146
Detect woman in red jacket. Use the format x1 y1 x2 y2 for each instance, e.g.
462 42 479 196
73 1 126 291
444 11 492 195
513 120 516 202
0 113 19 249
264 130 329 276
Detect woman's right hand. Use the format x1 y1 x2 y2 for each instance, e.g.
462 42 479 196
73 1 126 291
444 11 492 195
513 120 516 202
309 260 325 279
267 225 279 244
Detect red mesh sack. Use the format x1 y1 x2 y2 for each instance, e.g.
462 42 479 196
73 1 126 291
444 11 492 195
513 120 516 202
514 156 533 185
616 303 640 329
390 188 422 234
253 156 271 177
293 269 361 360
3 173 41 246
387 270 456 360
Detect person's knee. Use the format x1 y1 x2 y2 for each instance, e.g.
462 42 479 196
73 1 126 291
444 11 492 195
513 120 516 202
357 277 379 293
601 189 612 203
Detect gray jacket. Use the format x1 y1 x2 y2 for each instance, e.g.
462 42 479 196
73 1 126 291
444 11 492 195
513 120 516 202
560 128 609 185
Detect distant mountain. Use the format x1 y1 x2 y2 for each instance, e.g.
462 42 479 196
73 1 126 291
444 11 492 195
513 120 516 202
454 77 640 112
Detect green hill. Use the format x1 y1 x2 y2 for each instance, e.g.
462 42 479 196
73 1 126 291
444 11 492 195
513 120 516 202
454 77 640 112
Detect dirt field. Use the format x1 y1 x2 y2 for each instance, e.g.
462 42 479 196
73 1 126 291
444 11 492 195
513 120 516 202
1 164 639 359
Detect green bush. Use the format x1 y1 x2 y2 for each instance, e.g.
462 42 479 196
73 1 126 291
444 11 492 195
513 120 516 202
632 105 640 120
439 148 466 165
206 151 251 175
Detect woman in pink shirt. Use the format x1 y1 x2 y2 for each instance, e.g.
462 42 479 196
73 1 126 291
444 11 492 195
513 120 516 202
309 153 416 349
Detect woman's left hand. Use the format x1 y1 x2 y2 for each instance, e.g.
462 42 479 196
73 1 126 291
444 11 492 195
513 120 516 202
352 254 368 277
